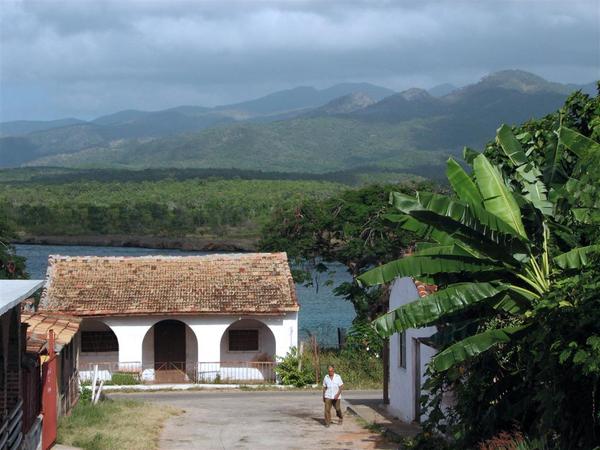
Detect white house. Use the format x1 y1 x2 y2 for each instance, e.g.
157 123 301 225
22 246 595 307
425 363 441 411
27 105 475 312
387 276 439 423
38 253 299 383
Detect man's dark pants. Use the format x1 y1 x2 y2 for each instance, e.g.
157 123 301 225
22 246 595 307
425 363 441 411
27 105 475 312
324 398 343 425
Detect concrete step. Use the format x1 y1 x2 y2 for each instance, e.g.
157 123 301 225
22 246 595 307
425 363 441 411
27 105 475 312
343 399 421 439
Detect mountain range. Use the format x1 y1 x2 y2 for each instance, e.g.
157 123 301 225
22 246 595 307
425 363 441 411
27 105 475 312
0 70 596 173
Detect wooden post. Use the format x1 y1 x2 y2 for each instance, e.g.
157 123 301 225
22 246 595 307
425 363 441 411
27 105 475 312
383 338 389 405
93 380 104 405
311 336 320 385
91 364 98 403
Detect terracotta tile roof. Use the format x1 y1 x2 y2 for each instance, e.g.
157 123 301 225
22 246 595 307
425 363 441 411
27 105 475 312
39 253 299 316
414 279 438 298
25 334 47 354
22 312 81 352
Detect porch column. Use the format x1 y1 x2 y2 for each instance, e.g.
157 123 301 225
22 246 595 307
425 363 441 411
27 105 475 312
103 318 153 366
186 317 234 382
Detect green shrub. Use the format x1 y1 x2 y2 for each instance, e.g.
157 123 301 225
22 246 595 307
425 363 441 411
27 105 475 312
275 347 314 387
317 349 383 390
79 386 93 404
343 321 383 357
110 372 139 385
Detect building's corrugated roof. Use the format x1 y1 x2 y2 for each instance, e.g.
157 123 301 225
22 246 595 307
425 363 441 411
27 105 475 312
39 253 299 316
22 312 81 353
0 280 44 316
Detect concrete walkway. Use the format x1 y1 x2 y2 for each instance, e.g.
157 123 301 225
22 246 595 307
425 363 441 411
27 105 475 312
343 397 421 440
109 390 398 449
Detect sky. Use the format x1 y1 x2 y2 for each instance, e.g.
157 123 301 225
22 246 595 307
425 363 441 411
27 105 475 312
0 0 598 121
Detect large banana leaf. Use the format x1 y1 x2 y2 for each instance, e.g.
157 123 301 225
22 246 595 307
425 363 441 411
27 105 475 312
389 191 529 261
497 124 528 167
473 154 527 239
373 282 507 337
521 178 553 216
554 245 600 269
558 126 600 157
408 210 525 265
413 243 475 257
357 254 502 286
431 325 525 371
383 213 455 245
415 192 528 245
447 158 483 206
389 191 422 213
543 133 566 186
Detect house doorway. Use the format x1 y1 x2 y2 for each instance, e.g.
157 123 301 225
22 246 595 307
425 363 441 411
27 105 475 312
154 320 186 371
142 319 199 383
413 337 421 423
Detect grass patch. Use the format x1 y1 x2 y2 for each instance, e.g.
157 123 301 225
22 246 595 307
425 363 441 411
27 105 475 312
317 350 383 390
57 398 180 450
353 416 415 447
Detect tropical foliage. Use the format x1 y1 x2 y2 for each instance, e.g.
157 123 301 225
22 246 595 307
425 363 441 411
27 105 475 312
260 181 434 321
0 178 343 239
0 209 27 279
358 89 600 447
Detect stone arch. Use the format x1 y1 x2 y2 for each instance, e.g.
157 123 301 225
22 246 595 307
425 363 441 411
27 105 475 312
141 319 198 382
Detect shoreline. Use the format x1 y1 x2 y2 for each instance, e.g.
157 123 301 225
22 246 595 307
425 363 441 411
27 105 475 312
12 234 259 252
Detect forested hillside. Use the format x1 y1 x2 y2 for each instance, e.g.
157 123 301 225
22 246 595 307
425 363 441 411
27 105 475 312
0 71 593 173
0 177 345 244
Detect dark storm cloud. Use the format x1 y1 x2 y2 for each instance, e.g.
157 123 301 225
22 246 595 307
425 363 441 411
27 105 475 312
0 0 598 120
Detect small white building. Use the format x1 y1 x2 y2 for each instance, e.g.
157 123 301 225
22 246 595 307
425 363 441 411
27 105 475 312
38 253 299 383
388 276 439 423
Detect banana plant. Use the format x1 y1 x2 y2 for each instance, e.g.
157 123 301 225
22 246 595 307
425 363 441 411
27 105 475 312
358 125 600 372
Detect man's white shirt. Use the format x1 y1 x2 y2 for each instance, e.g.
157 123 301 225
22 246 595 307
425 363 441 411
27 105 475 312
323 373 344 399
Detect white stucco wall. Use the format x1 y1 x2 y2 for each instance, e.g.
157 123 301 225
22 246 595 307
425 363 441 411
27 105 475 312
79 312 298 381
388 277 437 423
220 319 276 363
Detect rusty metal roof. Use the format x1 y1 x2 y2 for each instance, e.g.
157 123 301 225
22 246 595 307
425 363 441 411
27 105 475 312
39 253 299 316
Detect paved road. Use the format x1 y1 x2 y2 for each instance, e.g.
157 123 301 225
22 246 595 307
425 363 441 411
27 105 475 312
109 390 395 450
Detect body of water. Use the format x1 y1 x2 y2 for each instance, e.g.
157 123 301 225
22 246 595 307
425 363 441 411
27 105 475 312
15 244 356 347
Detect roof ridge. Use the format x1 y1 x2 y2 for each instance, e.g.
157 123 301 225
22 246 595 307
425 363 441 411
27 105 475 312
47 252 287 261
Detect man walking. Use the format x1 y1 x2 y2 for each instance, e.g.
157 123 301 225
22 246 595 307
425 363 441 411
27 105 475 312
323 365 344 427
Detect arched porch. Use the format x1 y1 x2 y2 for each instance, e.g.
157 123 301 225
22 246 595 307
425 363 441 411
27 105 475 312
218 319 277 382
79 318 119 381
141 319 198 382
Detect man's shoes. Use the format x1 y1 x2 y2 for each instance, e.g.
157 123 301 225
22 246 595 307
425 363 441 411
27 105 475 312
325 423 330 428
338 420 343 425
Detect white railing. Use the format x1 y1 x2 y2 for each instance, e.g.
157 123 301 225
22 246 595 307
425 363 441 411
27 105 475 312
80 361 278 384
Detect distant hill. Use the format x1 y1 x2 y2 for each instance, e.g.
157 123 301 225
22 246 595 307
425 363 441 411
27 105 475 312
1 71 596 173
450 69 595 96
304 92 377 116
215 82 393 115
428 83 458 97
0 118 86 136
0 82 395 168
